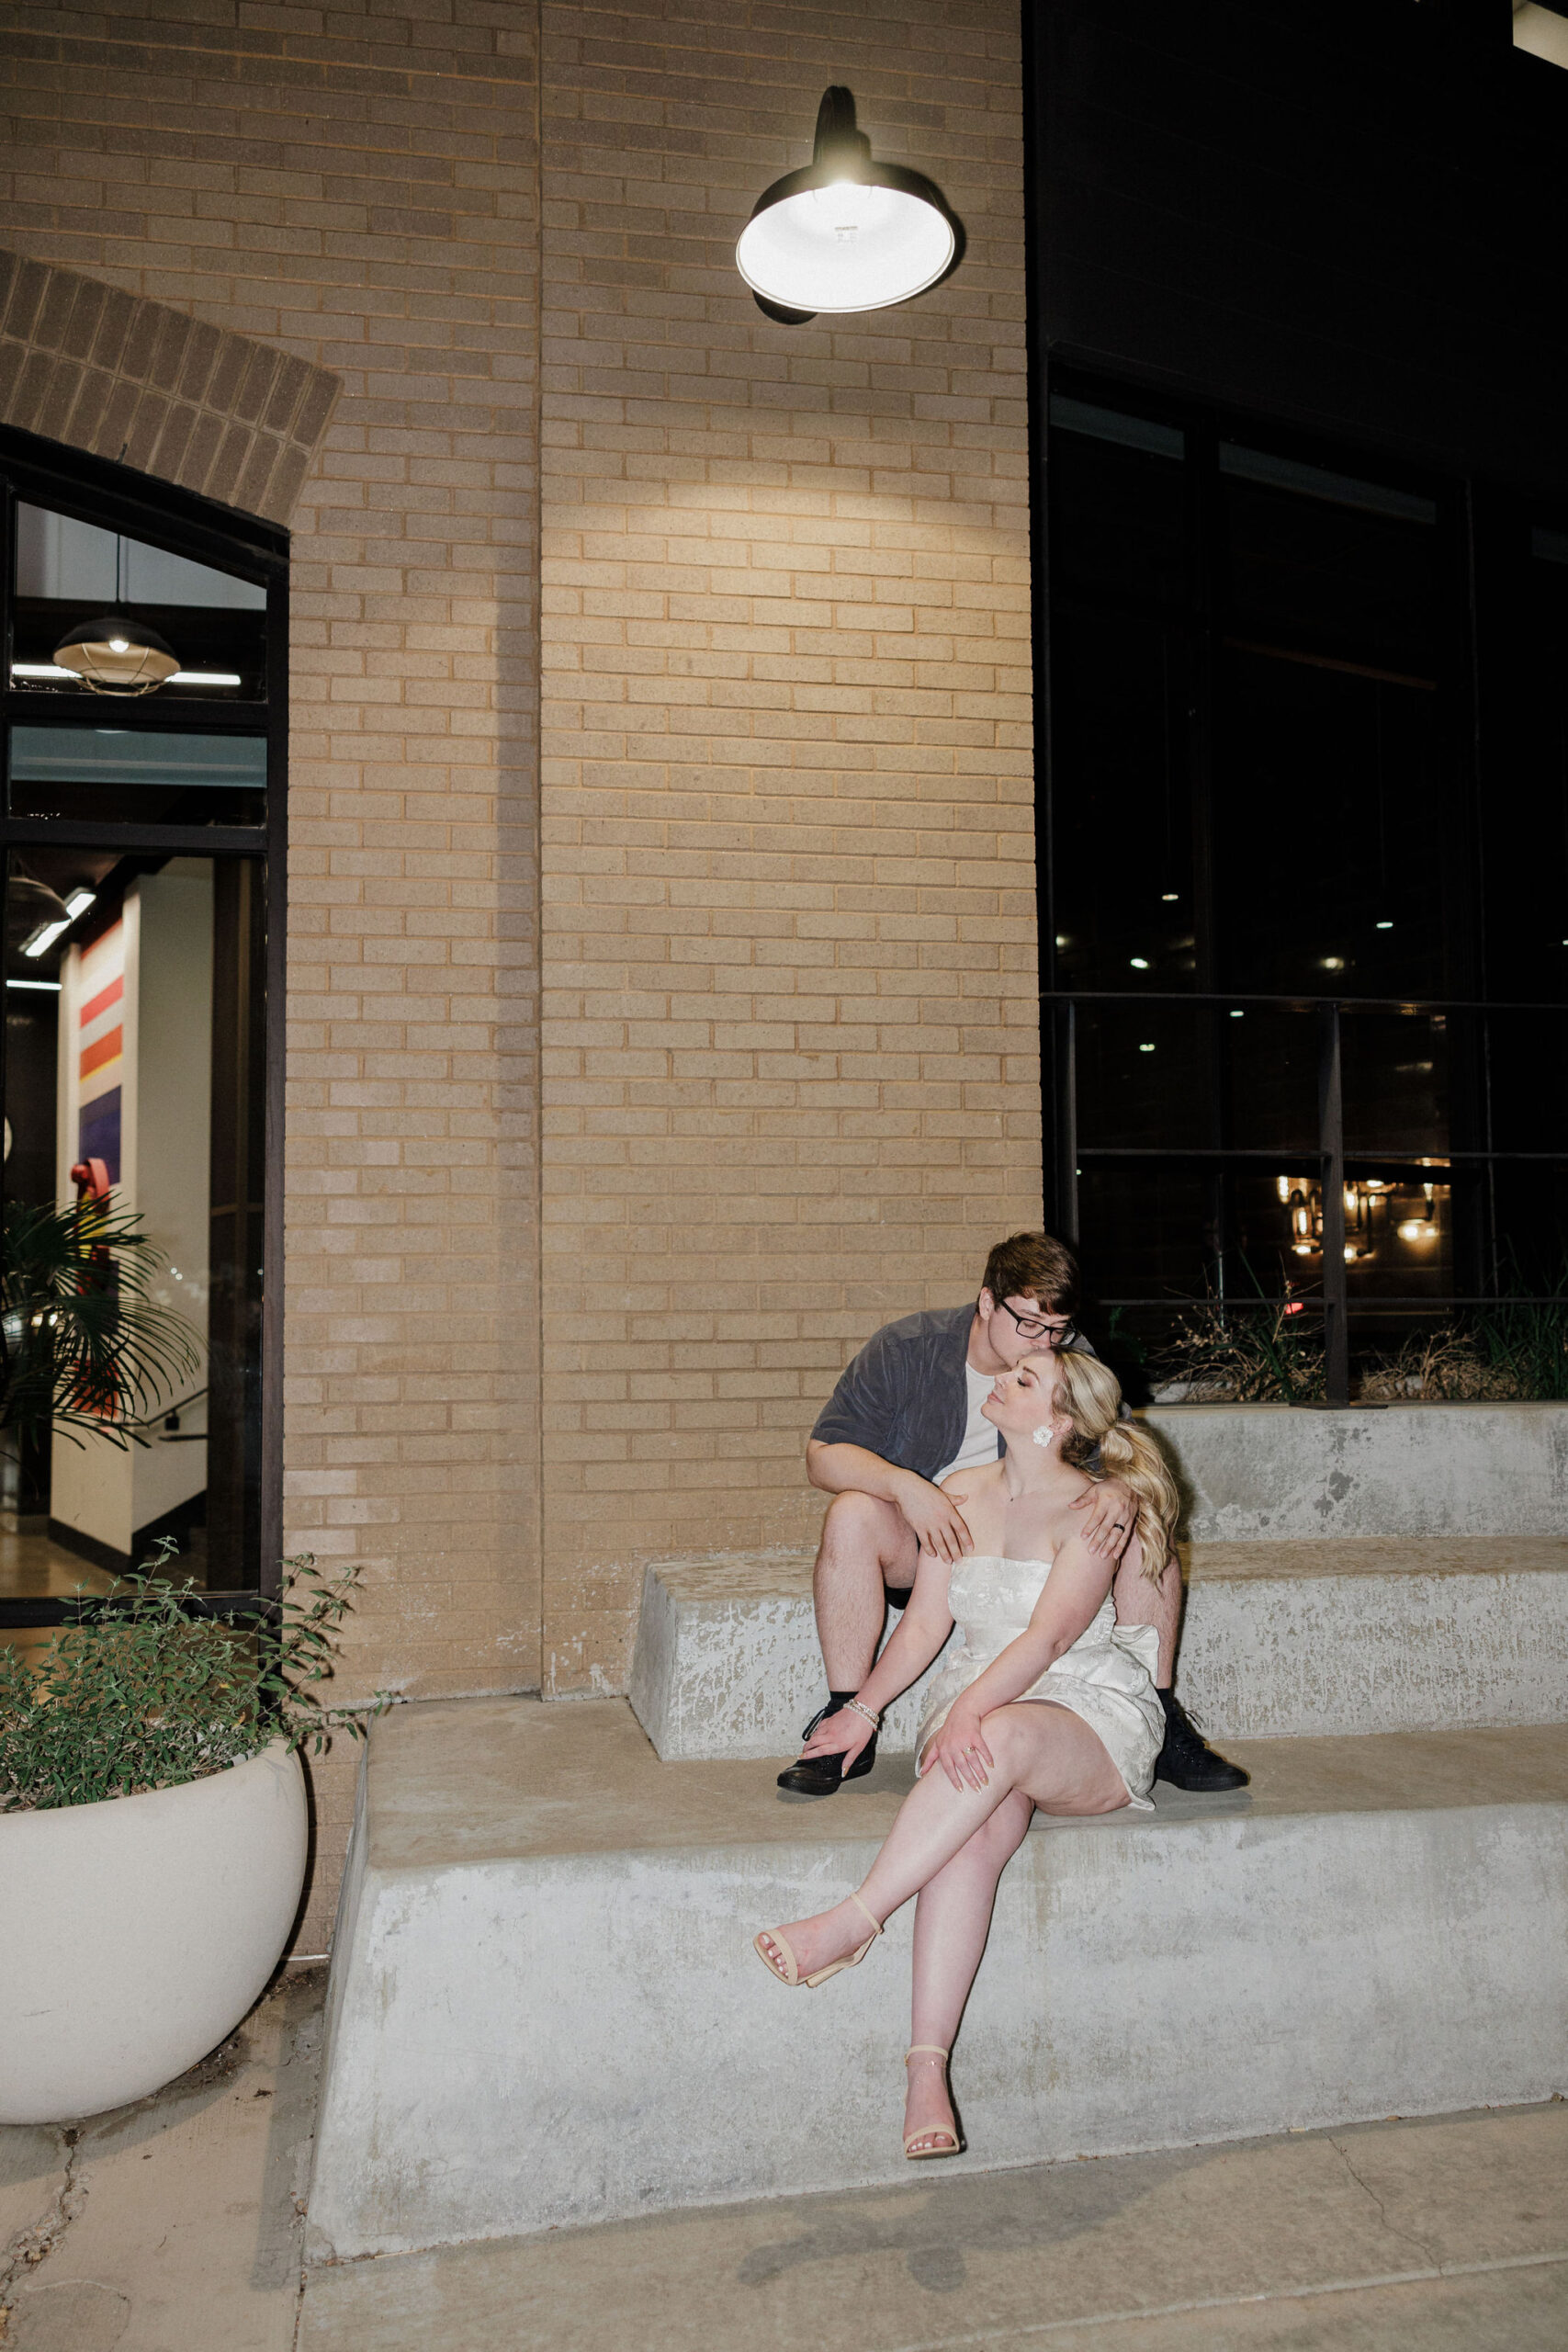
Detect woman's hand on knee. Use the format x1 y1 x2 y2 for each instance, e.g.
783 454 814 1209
924 1703 994 1792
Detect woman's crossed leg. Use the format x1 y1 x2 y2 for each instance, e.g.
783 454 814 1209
755 1702 1129 2151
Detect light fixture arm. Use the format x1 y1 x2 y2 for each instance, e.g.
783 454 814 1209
811 85 870 178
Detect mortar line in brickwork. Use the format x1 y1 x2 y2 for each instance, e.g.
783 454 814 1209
532 0 548 1697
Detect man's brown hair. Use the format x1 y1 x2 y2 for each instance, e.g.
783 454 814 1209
981 1229 1080 1315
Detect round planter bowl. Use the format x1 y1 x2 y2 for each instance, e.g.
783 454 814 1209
0 1740 308 2124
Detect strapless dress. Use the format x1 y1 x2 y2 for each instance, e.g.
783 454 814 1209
914 1552 1164 1810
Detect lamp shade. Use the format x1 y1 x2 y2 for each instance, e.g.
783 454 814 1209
737 87 957 321
51 616 179 697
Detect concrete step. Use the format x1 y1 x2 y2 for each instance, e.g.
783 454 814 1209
628 1535 1568 1759
306 1694 1568 2258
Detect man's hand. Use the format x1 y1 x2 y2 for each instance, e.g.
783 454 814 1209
1071 1475 1136 1560
923 1701 994 1792
894 1472 973 1565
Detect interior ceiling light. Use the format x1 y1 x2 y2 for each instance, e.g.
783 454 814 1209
50 529 183 695
736 85 958 324
51 615 180 696
6 872 70 967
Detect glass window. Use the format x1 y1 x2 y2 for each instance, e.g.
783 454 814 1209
1050 609 1195 991
8 727 266 827
1 447 280 1626
1218 443 1439 678
1048 394 1189 607
1045 381 1564 1385
1213 651 1444 999
3 847 266 1589
10 502 265 701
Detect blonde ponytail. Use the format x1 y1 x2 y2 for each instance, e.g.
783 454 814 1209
1053 1349 1179 1579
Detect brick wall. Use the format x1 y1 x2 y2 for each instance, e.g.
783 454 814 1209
0 0 1037 1931
537 0 1039 1692
0 0 545 1946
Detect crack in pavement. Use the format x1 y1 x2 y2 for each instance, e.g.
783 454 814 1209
0 2126 88 2322
1326 2132 1440 2268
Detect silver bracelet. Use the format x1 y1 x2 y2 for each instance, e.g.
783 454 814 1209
844 1696 881 1730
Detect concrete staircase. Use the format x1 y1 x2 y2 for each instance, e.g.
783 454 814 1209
629 1536 1568 1758
307 1404 1568 2261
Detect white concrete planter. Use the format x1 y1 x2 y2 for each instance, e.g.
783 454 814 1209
0 1739 308 2125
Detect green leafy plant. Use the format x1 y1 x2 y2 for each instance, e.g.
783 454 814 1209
0 1546 390 1813
1470 1259 1568 1400
1150 1262 1327 1404
1 1196 202 1450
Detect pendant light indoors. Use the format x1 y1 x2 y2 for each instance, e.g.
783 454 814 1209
50 531 180 696
50 615 180 696
736 87 958 323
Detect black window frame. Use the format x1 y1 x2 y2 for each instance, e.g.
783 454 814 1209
0 423 288 1626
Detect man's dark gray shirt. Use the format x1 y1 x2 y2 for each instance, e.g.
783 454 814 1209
809 1303 976 1483
809 1303 1102 1485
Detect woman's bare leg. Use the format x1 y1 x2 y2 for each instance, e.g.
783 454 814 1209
756 1702 1124 1983
904 1790 1033 2152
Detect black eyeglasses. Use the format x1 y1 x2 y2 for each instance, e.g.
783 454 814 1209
993 1299 1079 1348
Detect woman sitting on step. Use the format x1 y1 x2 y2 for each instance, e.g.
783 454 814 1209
754 1347 1177 2161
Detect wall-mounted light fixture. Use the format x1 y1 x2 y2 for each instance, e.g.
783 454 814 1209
737 86 958 324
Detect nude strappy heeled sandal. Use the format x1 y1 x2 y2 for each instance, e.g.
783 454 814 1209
753 1890 882 1987
903 2045 963 2159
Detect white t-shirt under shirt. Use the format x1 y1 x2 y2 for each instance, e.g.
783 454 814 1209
933 1362 1002 1485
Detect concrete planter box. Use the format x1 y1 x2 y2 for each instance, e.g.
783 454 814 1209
0 1739 308 2125
1142 1400 1568 1540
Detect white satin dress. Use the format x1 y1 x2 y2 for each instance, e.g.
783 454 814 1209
915 1552 1164 1810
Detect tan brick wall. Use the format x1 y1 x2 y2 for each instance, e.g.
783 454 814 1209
0 0 544 1947
537 1 1040 1692
0 0 1038 1928
0 243 341 525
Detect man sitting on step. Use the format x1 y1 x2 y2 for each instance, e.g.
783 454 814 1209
777 1227 1248 1797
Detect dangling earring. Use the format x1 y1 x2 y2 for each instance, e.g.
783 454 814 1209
1031 1423 1055 1450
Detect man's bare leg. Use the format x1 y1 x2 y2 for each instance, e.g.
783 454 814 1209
1111 1544 1248 1791
813 1487 920 1691
1111 1547 1180 1688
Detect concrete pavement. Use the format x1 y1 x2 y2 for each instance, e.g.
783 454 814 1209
0 1969 321 2352
300 2097 1568 2351
5 1968 1563 2349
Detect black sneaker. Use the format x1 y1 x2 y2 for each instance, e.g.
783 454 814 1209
1154 1690 1249 1792
775 1698 878 1797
